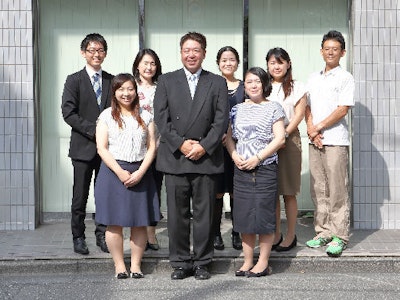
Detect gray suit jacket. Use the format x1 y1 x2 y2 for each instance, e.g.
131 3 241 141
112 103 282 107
154 68 229 174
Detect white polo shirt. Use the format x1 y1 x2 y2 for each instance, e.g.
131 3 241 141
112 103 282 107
306 65 355 146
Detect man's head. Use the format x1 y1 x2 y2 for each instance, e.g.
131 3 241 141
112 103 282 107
80 33 108 71
180 32 207 74
320 30 346 71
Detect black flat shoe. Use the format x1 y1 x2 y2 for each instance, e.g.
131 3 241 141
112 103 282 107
275 235 297 252
130 272 144 279
247 266 272 278
115 272 129 279
232 232 242 250
235 267 252 277
214 234 225 250
146 240 160 251
271 234 283 251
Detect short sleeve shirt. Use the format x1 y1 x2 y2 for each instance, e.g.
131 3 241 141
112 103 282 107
306 66 355 146
97 107 153 162
268 81 306 126
230 100 285 165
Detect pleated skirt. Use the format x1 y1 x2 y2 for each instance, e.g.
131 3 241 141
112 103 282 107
95 160 160 227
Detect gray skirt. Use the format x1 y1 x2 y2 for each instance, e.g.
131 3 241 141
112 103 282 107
233 163 278 234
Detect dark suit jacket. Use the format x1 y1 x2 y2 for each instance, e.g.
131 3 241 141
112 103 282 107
61 68 113 161
154 68 229 175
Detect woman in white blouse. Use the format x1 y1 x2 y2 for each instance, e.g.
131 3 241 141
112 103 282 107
266 47 306 252
95 73 160 279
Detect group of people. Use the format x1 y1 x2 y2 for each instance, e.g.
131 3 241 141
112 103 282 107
61 29 354 280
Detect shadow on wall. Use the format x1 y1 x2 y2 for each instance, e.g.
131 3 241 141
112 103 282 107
352 102 390 229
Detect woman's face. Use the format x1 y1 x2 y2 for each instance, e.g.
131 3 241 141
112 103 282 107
218 50 238 77
267 54 290 82
137 54 157 82
115 80 136 109
244 72 263 100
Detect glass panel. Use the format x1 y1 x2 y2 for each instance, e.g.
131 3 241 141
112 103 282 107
39 0 139 213
145 0 244 76
249 0 349 210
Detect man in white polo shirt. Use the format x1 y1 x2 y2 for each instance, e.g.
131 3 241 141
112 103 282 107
305 30 355 257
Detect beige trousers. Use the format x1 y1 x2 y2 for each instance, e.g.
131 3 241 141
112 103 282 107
309 145 350 242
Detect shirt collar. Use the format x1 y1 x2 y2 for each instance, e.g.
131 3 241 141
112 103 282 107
86 65 102 78
321 65 341 76
183 67 202 80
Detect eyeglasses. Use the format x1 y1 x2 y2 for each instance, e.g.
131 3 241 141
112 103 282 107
86 48 106 55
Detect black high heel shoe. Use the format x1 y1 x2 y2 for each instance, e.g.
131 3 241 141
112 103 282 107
275 235 297 252
271 234 283 251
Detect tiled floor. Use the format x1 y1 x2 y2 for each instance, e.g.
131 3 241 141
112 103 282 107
1 215 399 261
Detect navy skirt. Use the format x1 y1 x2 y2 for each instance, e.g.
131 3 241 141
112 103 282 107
233 163 278 234
95 160 160 227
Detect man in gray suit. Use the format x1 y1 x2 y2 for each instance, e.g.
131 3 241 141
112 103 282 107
154 32 229 280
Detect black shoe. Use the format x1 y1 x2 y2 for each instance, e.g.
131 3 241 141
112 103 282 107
235 267 252 277
115 272 129 279
146 239 159 251
275 235 297 252
247 266 272 278
194 266 211 280
231 232 242 250
171 267 193 280
96 234 109 253
130 272 144 279
73 237 89 255
271 234 283 251
213 234 225 250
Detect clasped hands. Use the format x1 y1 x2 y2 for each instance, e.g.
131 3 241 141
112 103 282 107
307 124 324 149
118 169 143 188
231 151 259 171
180 139 206 161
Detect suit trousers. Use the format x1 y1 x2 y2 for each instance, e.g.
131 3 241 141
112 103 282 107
165 173 217 270
309 145 350 242
71 156 106 240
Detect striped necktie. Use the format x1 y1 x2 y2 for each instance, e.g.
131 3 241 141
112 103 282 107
93 73 102 106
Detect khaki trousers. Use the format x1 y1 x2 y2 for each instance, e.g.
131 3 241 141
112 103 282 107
309 145 350 242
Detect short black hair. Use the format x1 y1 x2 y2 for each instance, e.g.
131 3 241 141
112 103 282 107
80 33 108 52
321 30 345 50
180 32 207 50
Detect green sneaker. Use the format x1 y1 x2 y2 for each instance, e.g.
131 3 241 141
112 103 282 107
306 236 330 248
326 236 347 257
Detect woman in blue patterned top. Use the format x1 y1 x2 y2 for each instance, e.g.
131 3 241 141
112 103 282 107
226 67 285 277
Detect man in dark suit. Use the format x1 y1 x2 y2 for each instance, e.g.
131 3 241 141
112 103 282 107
154 32 229 280
61 33 113 255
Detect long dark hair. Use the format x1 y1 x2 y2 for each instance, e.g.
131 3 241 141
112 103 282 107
245 67 272 98
132 48 162 83
265 47 293 99
111 73 144 129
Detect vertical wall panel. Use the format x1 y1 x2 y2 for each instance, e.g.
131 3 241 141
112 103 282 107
39 0 139 214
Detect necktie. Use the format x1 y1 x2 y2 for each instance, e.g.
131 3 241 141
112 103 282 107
93 73 102 106
188 74 197 99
